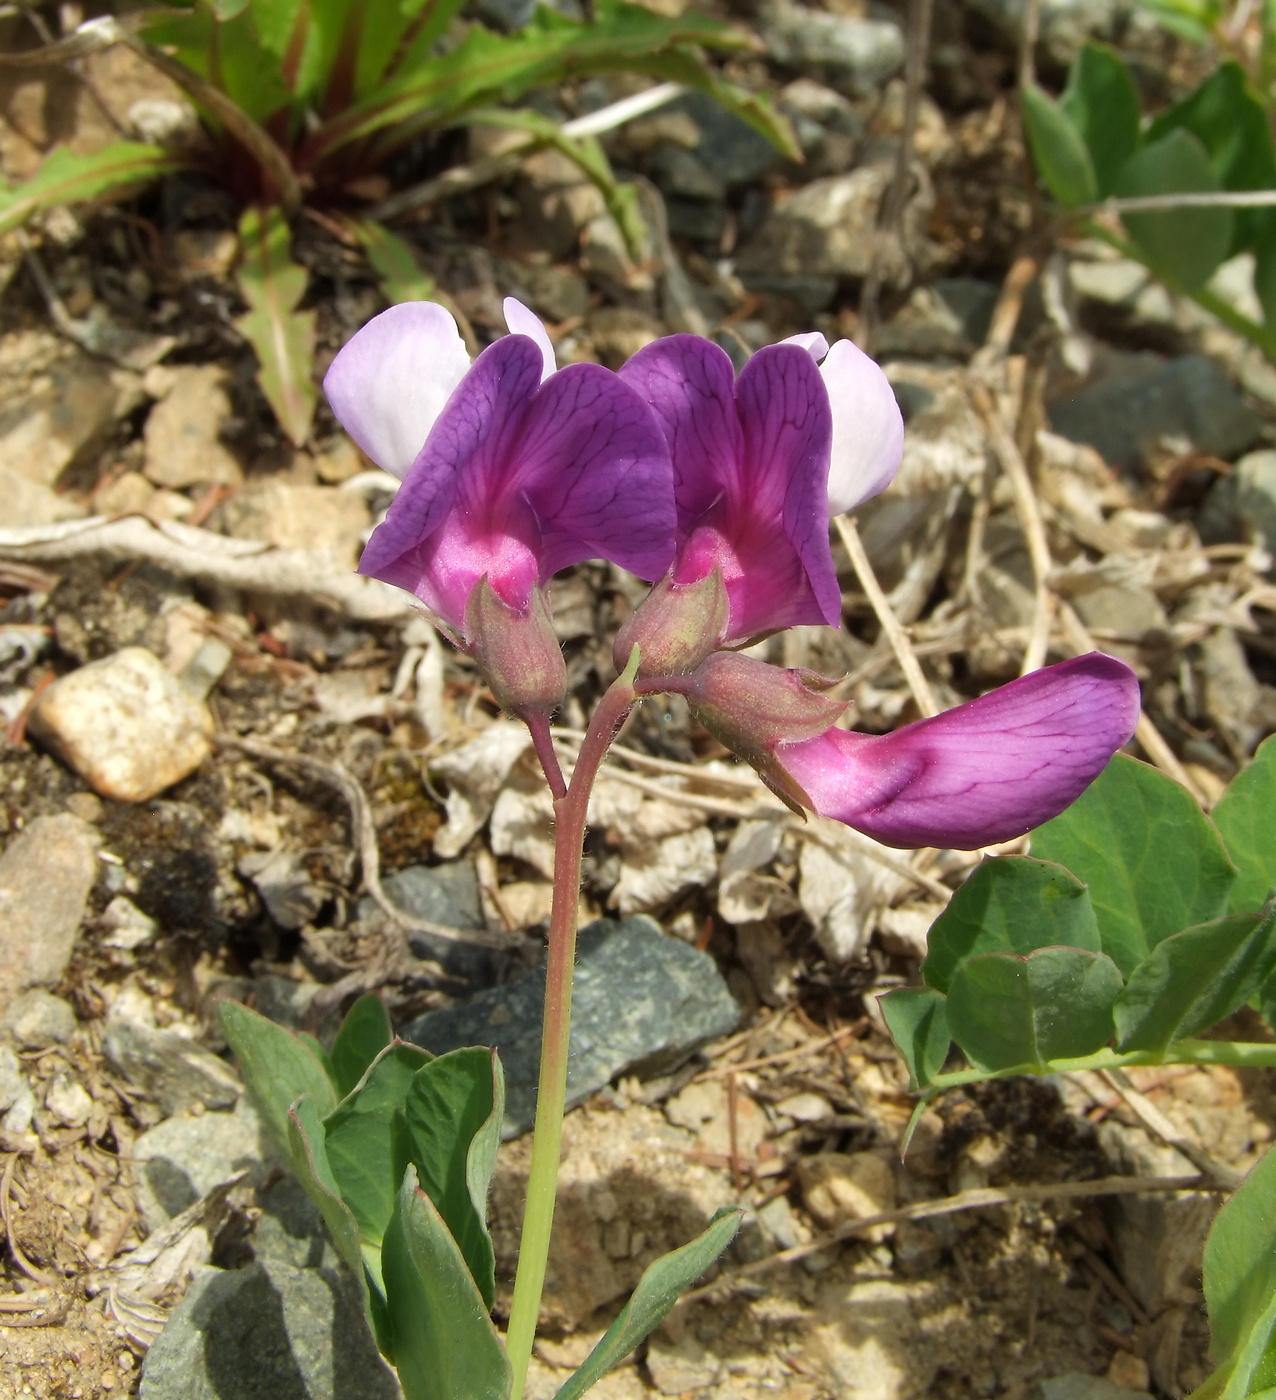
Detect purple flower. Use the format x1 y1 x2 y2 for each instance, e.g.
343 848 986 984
323 298 675 638
681 652 1141 850
618 332 903 646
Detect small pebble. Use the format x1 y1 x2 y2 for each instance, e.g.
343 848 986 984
1 989 77 1048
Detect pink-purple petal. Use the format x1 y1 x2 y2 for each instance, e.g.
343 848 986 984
820 339 904 516
503 296 556 382
619 335 743 526
780 330 830 360
511 362 677 582
323 302 470 479
778 654 1141 849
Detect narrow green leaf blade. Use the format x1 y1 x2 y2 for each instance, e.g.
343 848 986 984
1022 83 1098 208
330 994 396 1099
921 857 1101 994
1114 129 1234 291
946 947 1123 1072
1114 908 1275 1052
346 218 438 304
399 1047 504 1308
217 998 337 1162
0 142 186 238
1204 1145 1276 1369
1031 754 1238 976
879 987 950 1089
1211 736 1276 914
382 1167 512 1400
322 1042 432 1247
234 204 317 446
553 1209 743 1400
1061 43 1141 196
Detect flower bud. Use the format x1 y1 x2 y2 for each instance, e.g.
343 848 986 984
613 569 729 679
682 652 847 812
466 576 567 723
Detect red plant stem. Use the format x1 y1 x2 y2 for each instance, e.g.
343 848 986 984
504 655 640 1399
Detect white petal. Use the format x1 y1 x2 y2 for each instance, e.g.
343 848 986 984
780 330 830 361
820 338 905 516
503 297 556 381
322 302 470 479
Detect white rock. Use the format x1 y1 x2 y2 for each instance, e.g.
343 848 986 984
46 1071 93 1127
100 895 159 950
1 989 76 1047
30 646 213 802
220 480 370 568
143 364 243 489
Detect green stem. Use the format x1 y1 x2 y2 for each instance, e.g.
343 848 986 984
925 1038 1276 1093
505 652 641 1400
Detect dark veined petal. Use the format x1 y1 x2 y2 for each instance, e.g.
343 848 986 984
778 654 1141 849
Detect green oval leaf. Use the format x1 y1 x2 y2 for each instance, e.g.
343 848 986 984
946 947 1124 1072
1031 753 1237 976
1204 1145 1276 1376
1022 82 1097 208
331 993 395 1099
1114 907 1276 1052
879 987 950 1089
1114 129 1234 291
1211 735 1276 915
921 856 1101 994
1061 43 1141 196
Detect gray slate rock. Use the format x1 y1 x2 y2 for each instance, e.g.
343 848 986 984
759 1 904 96
1048 354 1263 471
133 1097 274 1232
0 813 99 1017
962 0 1131 66
1200 448 1276 556
1 989 76 1048
139 1256 401 1400
105 1017 242 1117
361 860 496 982
400 916 740 1136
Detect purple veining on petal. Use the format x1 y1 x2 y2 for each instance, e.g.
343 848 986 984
503 296 556 382
820 339 905 516
778 654 1141 849
619 335 743 529
511 363 677 582
323 302 470 479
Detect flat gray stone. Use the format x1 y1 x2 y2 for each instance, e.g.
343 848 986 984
759 1 904 96
400 916 740 1137
1039 1373 1151 1400
1 989 77 1048
1048 355 1263 471
133 1097 275 1232
0 813 99 1017
360 861 496 983
105 1017 242 1117
1200 448 1276 555
139 1256 401 1400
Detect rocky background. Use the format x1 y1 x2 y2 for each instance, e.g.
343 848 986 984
1 0 1275 1397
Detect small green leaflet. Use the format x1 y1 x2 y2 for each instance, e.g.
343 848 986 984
1211 736 1276 915
0 142 186 239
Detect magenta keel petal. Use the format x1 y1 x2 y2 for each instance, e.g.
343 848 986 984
778 654 1141 849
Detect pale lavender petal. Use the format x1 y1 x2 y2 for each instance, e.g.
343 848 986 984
778 654 1141 849
357 336 544 625
732 343 840 632
780 331 830 360
511 363 676 582
620 335 743 530
503 296 556 382
323 302 470 479
820 338 904 516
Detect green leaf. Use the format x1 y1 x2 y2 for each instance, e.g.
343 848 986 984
234 204 317 446
322 1042 433 1248
1031 754 1237 977
879 987 950 1090
346 218 438 304
553 1209 743 1400
946 947 1124 1072
1114 908 1276 1052
1204 1145 1276 1376
217 999 337 1161
0 142 186 239
382 1166 512 1400
1211 736 1276 914
285 1094 383 1341
921 857 1101 994
1021 83 1097 208
398 1048 504 1308
1113 129 1234 291
330 994 395 1099
1134 0 1222 43
1061 44 1141 196
1147 61 1276 255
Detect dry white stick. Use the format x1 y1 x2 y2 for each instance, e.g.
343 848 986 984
1096 1068 1242 1190
836 516 939 717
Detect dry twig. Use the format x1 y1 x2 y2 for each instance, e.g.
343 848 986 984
1097 1068 1243 1190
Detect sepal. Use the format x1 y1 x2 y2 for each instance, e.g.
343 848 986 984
466 576 567 723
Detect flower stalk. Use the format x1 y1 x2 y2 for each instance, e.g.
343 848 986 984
505 646 642 1400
